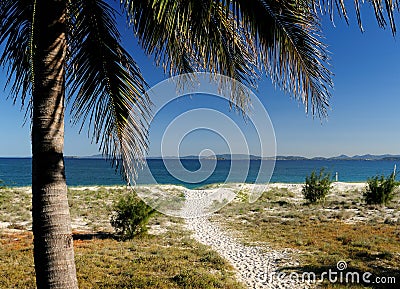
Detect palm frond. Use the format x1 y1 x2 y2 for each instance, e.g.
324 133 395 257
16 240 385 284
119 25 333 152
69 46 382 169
313 0 349 24
121 0 259 111
0 0 34 110
318 0 399 34
67 0 151 181
122 0 332 117
223 0 332 117
121 0 201 75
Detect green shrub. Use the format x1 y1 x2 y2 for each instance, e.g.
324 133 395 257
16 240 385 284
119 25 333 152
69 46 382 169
302 168 332 204
364 172 399 205
110 192 156 240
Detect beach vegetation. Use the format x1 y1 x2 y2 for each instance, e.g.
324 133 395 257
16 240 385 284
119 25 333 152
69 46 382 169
364 172 399 205
214 185 400 288
0 225 243 289
302 168 332 204
236 190 250 202
0 186 243 289
2 185 400 288
0 0 398 287
110 192 156 239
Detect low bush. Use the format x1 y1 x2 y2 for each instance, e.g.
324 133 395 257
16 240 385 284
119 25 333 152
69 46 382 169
302 168 332 204
364 172 399 205
110 192 156 240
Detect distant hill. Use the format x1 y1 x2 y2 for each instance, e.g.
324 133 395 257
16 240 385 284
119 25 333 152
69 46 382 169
275 155 308 160
218 154 400 161
66 154 106 159
276 154 400 161
72 153 400 161
351 154 400 160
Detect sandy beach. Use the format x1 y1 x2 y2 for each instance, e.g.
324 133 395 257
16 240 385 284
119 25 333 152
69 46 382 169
1 182 399 288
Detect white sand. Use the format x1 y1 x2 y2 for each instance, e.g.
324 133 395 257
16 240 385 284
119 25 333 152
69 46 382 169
0 221 11 229
181 182 366 289
185 217 309 288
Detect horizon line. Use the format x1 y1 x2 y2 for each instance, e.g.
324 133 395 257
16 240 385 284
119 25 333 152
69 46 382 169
2 153 400 159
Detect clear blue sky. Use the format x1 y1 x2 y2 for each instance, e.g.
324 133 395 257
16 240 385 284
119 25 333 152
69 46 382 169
1 9 400 158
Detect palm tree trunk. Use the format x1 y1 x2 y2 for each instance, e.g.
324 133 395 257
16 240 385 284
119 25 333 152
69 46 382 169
32 0 78 288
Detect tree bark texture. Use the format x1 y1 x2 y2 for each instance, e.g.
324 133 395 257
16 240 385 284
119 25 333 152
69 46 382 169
32 0 78 288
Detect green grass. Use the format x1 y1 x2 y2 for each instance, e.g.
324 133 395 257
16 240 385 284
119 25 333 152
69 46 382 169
0 186 244 289
0 187 31 227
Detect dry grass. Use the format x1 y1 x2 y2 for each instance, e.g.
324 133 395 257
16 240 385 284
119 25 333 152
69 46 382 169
0 187 31 229
0 186 244 289
0 227 243 288
212 185 400 288
2 184 400 288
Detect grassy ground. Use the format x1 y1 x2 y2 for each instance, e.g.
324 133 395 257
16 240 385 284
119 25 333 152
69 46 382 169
212 185 400 288
2 184 400 288
0 186 244 289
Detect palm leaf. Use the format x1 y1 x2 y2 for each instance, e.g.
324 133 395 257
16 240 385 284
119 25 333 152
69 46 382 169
222 0 332 117
318 0 399 34
67 0 151 180
0 0 34 110
122 0 332 117
121 0 259 111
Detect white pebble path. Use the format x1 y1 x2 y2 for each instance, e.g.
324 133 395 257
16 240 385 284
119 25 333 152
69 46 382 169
181 190 314 289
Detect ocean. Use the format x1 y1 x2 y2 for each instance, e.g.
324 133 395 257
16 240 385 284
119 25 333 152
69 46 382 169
0 158 398 188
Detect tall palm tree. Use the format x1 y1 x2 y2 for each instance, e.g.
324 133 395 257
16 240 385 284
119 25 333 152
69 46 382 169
0 0 397 288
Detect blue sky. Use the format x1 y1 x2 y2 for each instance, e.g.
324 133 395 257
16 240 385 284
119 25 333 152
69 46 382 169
1 9 400 158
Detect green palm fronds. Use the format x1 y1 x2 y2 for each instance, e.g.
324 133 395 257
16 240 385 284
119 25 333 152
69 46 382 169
67 0 151 177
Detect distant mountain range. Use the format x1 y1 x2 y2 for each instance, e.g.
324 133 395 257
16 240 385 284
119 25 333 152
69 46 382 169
306 154 400 161
141 154 400 161
66 153 400 161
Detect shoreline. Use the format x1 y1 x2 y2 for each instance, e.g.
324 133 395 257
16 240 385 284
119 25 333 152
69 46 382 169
3 181 368 190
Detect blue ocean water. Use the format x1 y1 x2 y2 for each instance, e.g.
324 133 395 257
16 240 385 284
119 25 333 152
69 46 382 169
0 158 398 188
